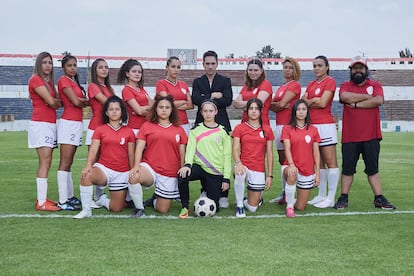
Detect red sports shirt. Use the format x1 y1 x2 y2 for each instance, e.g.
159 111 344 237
305 76 336 124
58 76 84 121
87 83 112 130
156 79 190 125
28 74 57 123
272 80 301 125
122 85 150 130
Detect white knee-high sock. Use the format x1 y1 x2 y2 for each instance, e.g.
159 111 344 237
94 185 105 201
285 184 296 209
281 165 287 192
327 168 339 202
234 174 246 207
57 170 69 204
128 183 144 210
67 171 74 199
36 177 48 205
79 185 93 212
317 169 328 198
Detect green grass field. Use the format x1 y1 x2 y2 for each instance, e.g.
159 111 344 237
1 131 413 275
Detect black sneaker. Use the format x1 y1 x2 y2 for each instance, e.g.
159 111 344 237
68 196 81 205
57 201 81 211
258 197 264 207
334 195 348 209
143 194 155 208
374 195 396 210
131 208 145 218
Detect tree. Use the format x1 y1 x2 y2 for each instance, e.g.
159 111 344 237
399 48 412 58
256 45 281 59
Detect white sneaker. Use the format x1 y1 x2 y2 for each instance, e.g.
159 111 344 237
96 194 109 208
307 196 325 205
219 197 229 208
73 210 92 219
269 191 284 203
90 200 102 209
235 207 246 218
314 199 334 208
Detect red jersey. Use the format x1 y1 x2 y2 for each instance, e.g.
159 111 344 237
232 122 274 172
339 79 383 143
272 80 301 125
28 74 57 123
281 125 321 176
138 122 188 177
122 85 150 130
87 83 112 130
93 124 135 172
239 79 273 127
58 76 84 121
156 79 190 124
305 76 336 124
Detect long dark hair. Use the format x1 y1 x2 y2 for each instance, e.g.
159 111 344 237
117 59 144 88
33 51 57 95
246 98 265 137
289 99 311 129
102 95 129 126
245 58 266 90
314 55 330 75
148 94 179 126
61 54 86 95
90 58 114 95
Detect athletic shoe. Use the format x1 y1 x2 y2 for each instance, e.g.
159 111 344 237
258 197 264 207
68 196 81 205
125 200 136 209
235 207 246 218
90 200 102 209
96 194 108 208
373 195 396 210
73 210 92 219
286 207 296 218
314 199 334 208
307 196 325 205
143 194 156 208
36 199 61 211
269 191 284 203
219 197 229 208
278 193 286 205
131 208 145 218
334 195 348 209
57 201 81 211
46 198 57 204
179 207 189 219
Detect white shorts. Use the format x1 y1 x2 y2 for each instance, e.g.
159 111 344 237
57 119 83 146
140 162 179 199
275 125 284 150
313 123 337 147
93 163 129 191
85 129 94 146
245 168 266 191
181 124 190 136
28 121 57 148
296 173 316 190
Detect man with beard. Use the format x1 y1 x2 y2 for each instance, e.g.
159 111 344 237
334 56 395 210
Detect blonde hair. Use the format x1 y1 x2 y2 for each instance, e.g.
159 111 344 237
283 57 301 81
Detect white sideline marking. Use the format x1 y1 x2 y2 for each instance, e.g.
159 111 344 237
1 210 413 219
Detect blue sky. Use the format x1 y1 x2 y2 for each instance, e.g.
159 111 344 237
1 0 413 59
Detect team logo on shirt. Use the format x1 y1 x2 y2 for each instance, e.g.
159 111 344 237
366 86 373 95
175 134 180 143
181 88 187 94
279 90 285 97
259 131 264 138
215 136 222 144
305 135 311 144
120 137 125 145
252 88 258 95
315 88 321 95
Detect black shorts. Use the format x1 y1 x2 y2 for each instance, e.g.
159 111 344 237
341 139 380 176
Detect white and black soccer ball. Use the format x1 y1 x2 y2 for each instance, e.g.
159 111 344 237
194 196 216 217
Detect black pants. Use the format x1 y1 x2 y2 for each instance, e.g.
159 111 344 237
178 164 223 211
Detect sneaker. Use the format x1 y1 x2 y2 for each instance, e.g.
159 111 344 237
179 207 189 219
314 199 334 208
334 195 348 209
269 191 284 203
125 200 136 209
73 210 92 219
307 196 325 205
235 207 246 218
143 194 156 208
278 192 286 205
36 199 61 211
90 200 102 209
373 195 396 210
131 208 145 218
67 196 81 205
57 201 81 211
286 207 296 218
96 194 108 208
258 197 264 207
219 197 229 208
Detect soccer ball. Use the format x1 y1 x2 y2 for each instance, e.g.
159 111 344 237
194 196 217 217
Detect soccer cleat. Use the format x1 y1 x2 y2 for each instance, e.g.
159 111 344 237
96 194 109 208
278 192 286 205
131 208 145 218
269 191 284 203
67 196 81 205
46 198 57 204
179 207 189 219
314 199 334 208
307 196 325 205
258 197 264 207
373 195 396 210
36 199 61 211
334 195 348 209
219 197 229 208
143 194 156 208
73 210 92 219
235 207 246 218
90 200 102 209
125 200 136 209
57 201 81 211
286 207 296 218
